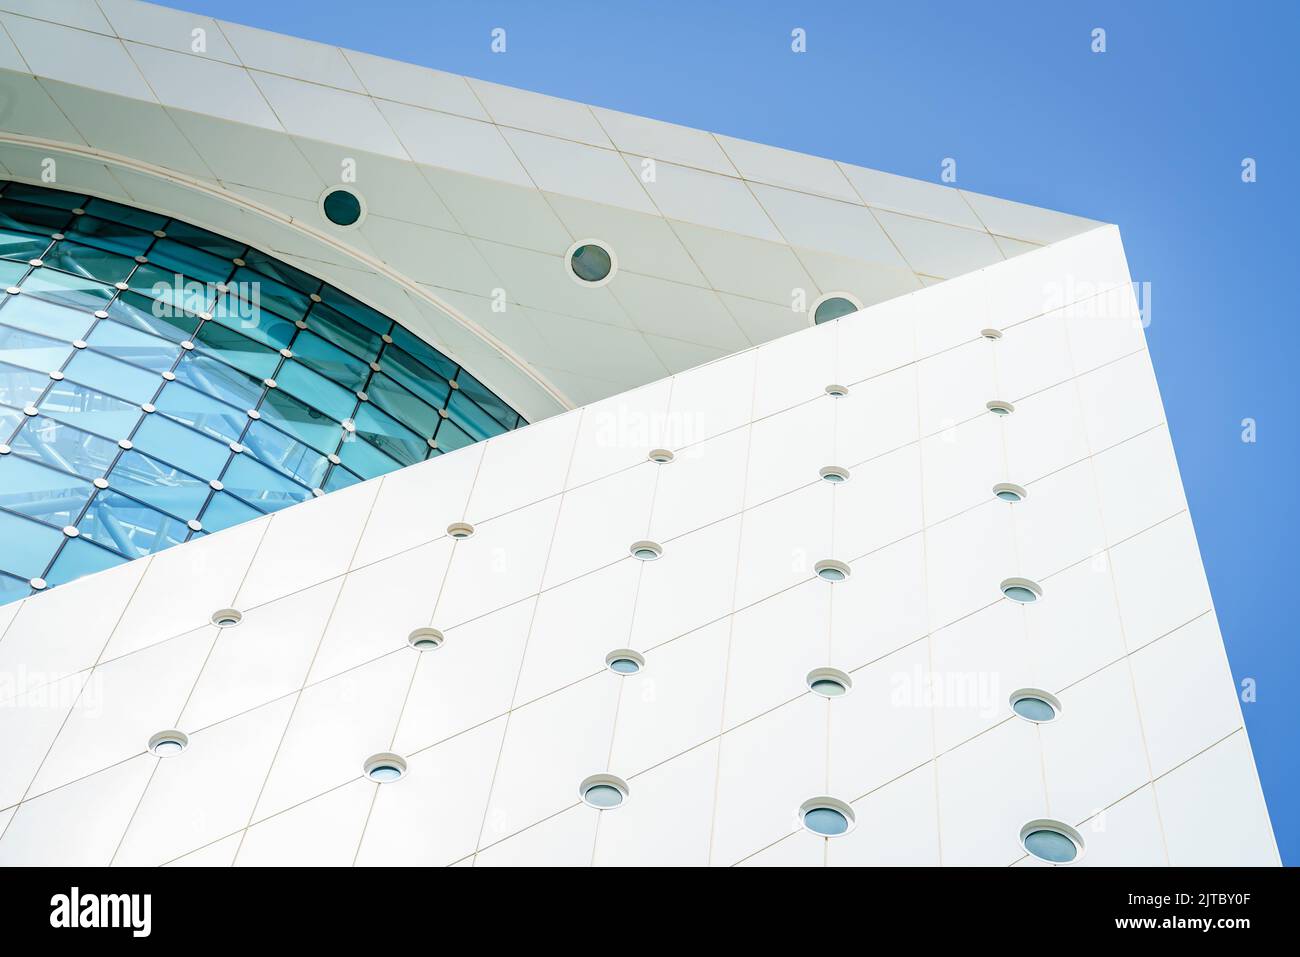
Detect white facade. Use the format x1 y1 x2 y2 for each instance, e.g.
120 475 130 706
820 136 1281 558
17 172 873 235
0 225 1278 865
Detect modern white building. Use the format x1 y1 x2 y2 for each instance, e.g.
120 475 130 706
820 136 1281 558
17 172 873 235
0 0 1278 866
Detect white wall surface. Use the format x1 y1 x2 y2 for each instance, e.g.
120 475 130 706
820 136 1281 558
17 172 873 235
0 226 1277 866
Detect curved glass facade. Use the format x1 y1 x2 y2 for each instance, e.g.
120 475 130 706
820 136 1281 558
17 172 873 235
0 181 523 603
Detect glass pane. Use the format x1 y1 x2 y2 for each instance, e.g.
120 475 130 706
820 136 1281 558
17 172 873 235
152 381 245 444
0 324 71 373
77 489 189 558
37 379 142 439
193 320 278 379
0 572 30 603
380 345 451 409
322 464 362 492
132 413 231 480
0 509 62 579
231 266 309 320
85 320 181 373
449 389 508 441
199 491 262 533
209 291 294 350
240 420 329 489
173 351 263 409
0 260 27 287
389 326 457 380
290 330 368 391
433 415 473 453
319 286 388 335
0 203 66 234
0 293 95 340
160 220 243 260
337 434 400 480
457 369 520 430
8 415 119 478
258 388 341 454
0 405 20 440
130 263 212 317
106 449 209 521
274 361 356 422
0 228 49 262
107 290 201 341
306 301 380 359
147 238 232 284
40 240 136 285
220 454 311 511
63 350 160 404
353 403 424 467
44 536 127 586
66 213 153 256
82 196 167 232
2 184 82 210
0 454 94 525
366 374 439 438
0 361 51 408
241 249 317 295
20 268 115 310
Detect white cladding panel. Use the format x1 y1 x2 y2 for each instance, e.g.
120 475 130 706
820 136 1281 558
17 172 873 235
0 226 1277 866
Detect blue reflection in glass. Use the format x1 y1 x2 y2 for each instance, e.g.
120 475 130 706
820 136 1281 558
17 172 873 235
63 351 159 405
221 454 311 511
0 509 63 578
85 321 181 373
0 454 93 525
0 180 524 601
108 450 209 521
78 489 188 557
45 536 126 585
9 416 118 478
38 379 143 439
198 491 261 533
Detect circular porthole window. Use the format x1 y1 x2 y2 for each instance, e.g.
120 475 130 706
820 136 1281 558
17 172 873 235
579 773 628 809
810 293 863 326
148 730 189 757
993 483 1027 503
321 187 364 227
408 627 445 651
630 540 662 561
819 466 850 483
648 448 675 464
824 384 850 398
605 649 645 675
447 522 475 540
814 559 851 582
807 667 852 698
1020 820 1084 864
566 239 616 286
1001 578 1042 603
1010 689 1061 723
800 797 855 836
363 753 407 783
987 400 1016 416
211 608 242 627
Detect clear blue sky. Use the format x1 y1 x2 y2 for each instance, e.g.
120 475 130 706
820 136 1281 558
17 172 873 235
179 0 1299 861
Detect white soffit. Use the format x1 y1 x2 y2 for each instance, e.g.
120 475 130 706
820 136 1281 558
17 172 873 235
0 0 1105 416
